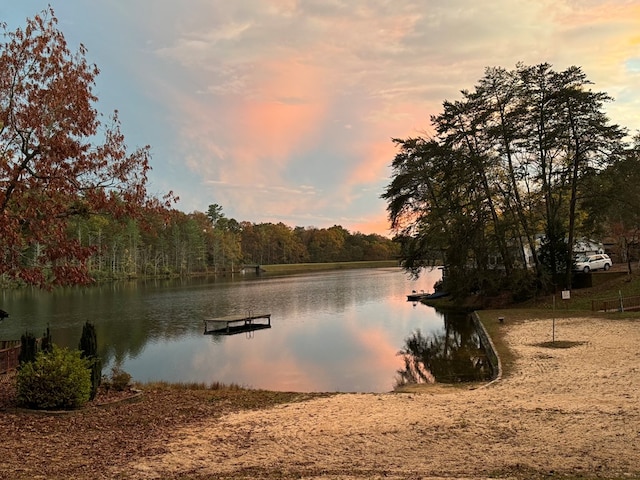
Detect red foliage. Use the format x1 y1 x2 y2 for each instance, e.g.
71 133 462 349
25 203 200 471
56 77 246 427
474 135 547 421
0 8 175 287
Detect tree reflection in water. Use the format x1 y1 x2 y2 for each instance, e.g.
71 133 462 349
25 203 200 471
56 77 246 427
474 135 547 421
395 312 492 387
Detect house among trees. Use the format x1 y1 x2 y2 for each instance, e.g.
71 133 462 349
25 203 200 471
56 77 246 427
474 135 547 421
574 239 605 257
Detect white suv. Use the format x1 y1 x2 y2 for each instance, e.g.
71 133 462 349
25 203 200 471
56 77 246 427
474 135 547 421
574 253 612 273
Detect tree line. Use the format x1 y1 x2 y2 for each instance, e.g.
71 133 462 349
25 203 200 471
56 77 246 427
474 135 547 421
383 63 640 300
68 204 399 279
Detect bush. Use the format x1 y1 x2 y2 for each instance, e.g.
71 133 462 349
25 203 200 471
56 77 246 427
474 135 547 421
16 345 92 410
102 365 132 392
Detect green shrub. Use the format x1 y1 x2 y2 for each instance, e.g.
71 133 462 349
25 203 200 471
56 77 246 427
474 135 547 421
102 365 132 392
16 345 92 410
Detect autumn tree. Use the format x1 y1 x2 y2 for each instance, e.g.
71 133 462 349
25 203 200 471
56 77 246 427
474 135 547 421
0 8 172 286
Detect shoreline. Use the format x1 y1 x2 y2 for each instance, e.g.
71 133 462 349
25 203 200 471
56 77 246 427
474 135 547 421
130 315 640 479
1 315 639 479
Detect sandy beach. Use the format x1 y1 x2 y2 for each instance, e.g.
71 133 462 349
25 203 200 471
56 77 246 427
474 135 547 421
128 316 640 479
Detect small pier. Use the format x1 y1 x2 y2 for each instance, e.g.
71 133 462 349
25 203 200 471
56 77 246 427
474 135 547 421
407 291 429 301
407 291 449 302
204 313 271 336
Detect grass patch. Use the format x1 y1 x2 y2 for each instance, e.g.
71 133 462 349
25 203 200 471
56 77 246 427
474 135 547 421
137 380 335 411
261 260 398 274
394 382 478 394
476 310 517 378
475 271 640 379
138 380 246 391
524 270 640 311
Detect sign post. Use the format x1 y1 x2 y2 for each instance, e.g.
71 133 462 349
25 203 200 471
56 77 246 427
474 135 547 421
554 290 571 343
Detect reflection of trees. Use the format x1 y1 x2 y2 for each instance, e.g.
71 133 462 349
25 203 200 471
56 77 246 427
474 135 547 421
395 313 491 387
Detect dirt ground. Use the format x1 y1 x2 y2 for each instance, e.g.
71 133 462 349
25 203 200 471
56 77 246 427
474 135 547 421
2 316 640 479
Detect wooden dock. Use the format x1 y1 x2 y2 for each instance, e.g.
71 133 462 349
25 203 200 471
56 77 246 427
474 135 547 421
407 291 449 302
407 291 429 301
204 313 271 336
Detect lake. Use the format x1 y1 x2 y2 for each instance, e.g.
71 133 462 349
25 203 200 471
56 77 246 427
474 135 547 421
0 267 489 392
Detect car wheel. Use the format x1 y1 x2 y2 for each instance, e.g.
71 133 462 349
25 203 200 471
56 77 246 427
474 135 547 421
583 266 590 273
604 263 610 271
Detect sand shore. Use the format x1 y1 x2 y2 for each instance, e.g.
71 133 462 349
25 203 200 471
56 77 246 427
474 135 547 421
129 316 640 479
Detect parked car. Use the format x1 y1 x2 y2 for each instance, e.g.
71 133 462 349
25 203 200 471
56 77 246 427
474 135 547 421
574 253 612 273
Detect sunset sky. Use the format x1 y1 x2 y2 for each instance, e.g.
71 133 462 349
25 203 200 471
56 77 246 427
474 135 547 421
4 1 640 236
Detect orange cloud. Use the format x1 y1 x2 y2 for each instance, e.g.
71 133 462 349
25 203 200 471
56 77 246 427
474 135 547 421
345 100 433 187
351 213 392 237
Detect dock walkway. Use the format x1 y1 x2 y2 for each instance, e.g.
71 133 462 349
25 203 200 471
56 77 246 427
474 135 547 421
203 313 271 335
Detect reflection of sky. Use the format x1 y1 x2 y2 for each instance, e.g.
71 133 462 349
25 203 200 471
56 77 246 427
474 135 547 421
116 268 443 392
4 268 444 393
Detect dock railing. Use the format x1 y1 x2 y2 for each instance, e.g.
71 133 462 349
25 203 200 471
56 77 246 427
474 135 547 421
0 340 21 374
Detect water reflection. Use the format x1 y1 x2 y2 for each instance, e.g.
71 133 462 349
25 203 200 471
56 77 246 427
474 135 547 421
0 268 491 392
395 311 492 387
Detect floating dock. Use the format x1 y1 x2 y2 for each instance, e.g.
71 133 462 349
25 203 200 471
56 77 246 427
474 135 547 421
203 313 272 336
407 291 449 301
407 291 429 301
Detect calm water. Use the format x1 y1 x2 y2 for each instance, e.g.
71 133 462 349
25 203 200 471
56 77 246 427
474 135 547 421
0 267 487 392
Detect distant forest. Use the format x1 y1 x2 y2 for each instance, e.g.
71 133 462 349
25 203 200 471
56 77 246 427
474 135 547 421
68 204 400 280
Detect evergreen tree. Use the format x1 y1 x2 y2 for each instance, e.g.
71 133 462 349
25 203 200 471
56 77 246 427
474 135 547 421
40 326 53 354
18 331 38 366
79 322 101 400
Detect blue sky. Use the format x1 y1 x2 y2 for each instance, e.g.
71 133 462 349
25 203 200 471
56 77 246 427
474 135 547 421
4 1 640 235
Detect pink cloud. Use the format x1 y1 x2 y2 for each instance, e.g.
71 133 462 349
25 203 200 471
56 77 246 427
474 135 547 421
140 0 640 232
223 58 330 180
344 99 434 188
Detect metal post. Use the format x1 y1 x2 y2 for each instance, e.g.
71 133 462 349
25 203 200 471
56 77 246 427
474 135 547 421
552 295 556 343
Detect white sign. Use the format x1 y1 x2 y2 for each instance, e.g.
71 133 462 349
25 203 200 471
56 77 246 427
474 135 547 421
561 290 571 300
